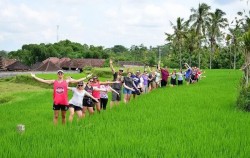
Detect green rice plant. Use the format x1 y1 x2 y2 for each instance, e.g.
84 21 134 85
0 69 249 157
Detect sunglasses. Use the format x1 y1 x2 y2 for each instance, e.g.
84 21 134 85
78 85 83 87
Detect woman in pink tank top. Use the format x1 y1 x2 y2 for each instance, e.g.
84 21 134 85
91 76 117 112
31 70 92 125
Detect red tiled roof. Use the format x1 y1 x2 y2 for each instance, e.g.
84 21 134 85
61 58 105 68
42 57 60 64
35 60 61 71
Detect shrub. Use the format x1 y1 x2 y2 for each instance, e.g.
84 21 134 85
237 80 250 111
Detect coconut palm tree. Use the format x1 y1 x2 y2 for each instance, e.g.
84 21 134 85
229 15 245 69
165 17 187 68
207 9 228 69
189 3 211 68
183 28 198 65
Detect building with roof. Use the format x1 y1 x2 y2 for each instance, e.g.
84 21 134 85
35 60 61 71
5 61 30 71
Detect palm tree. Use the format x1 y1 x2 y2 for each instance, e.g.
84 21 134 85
207 9 228 69
166 17 187 68
189 3 211 68
229 15 245 69
243 29 250 85
183 28 198 65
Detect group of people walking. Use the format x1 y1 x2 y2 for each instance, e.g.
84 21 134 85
31 60 204 125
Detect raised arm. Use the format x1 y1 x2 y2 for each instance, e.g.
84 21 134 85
68 74 92 84
109 59 115 74
185 63 191 69
158 61 161 71
31 73 54 84
147 66 152 72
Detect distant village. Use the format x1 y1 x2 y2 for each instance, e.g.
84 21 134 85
0 56 145 72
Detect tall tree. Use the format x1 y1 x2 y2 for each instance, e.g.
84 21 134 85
166 17 187 68
207 9 228 69
189 3 211 67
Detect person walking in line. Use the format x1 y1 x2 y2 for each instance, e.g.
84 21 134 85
170 69 177 86
141 71 149 93
109 59 123 108
31 70 92 125
131 70 141 99
100 82 119 110
82 78 107 116
158 61 169 87
184 63 192 85
123 71 138 104
68 81 98 122
155 69 161 88
176 69 184 85
91 76 117 112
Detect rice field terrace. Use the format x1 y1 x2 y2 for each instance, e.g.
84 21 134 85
0 69 249 157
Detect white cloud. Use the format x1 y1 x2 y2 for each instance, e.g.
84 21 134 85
0 0 248 51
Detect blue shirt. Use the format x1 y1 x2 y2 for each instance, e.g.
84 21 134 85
185 69 192 78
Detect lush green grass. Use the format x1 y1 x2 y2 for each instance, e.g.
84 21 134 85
0 69 249 157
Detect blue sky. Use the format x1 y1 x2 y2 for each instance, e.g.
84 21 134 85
0 0 248 51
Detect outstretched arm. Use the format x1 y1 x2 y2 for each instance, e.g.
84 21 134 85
109 59 115 74
31 73 54 84
99 81 119 85
109 86 120 95
84 91 99 103
123 83 135 91
68 74 92 84
67 87 73 90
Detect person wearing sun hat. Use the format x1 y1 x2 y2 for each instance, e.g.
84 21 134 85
30 70 92 125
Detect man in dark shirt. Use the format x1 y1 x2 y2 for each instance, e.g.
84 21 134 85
158 61 169 87
109 59 123 108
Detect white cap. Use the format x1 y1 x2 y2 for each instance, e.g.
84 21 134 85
57 70 64 74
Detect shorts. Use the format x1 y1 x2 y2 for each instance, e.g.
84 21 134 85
185 76 191 82
53 104 69 111
132 89 141 95
123 88 132 94
83 98 93 107
161 80 167 87
112 90 121 101
170 78 176 85
178 80 183 85
69 104 82 111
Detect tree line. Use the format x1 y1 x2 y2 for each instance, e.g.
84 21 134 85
0 2 249 69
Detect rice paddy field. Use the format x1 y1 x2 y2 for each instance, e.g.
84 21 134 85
0 69 250 157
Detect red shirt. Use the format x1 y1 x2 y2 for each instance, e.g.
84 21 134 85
91 82 100 99
53 80 68 106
